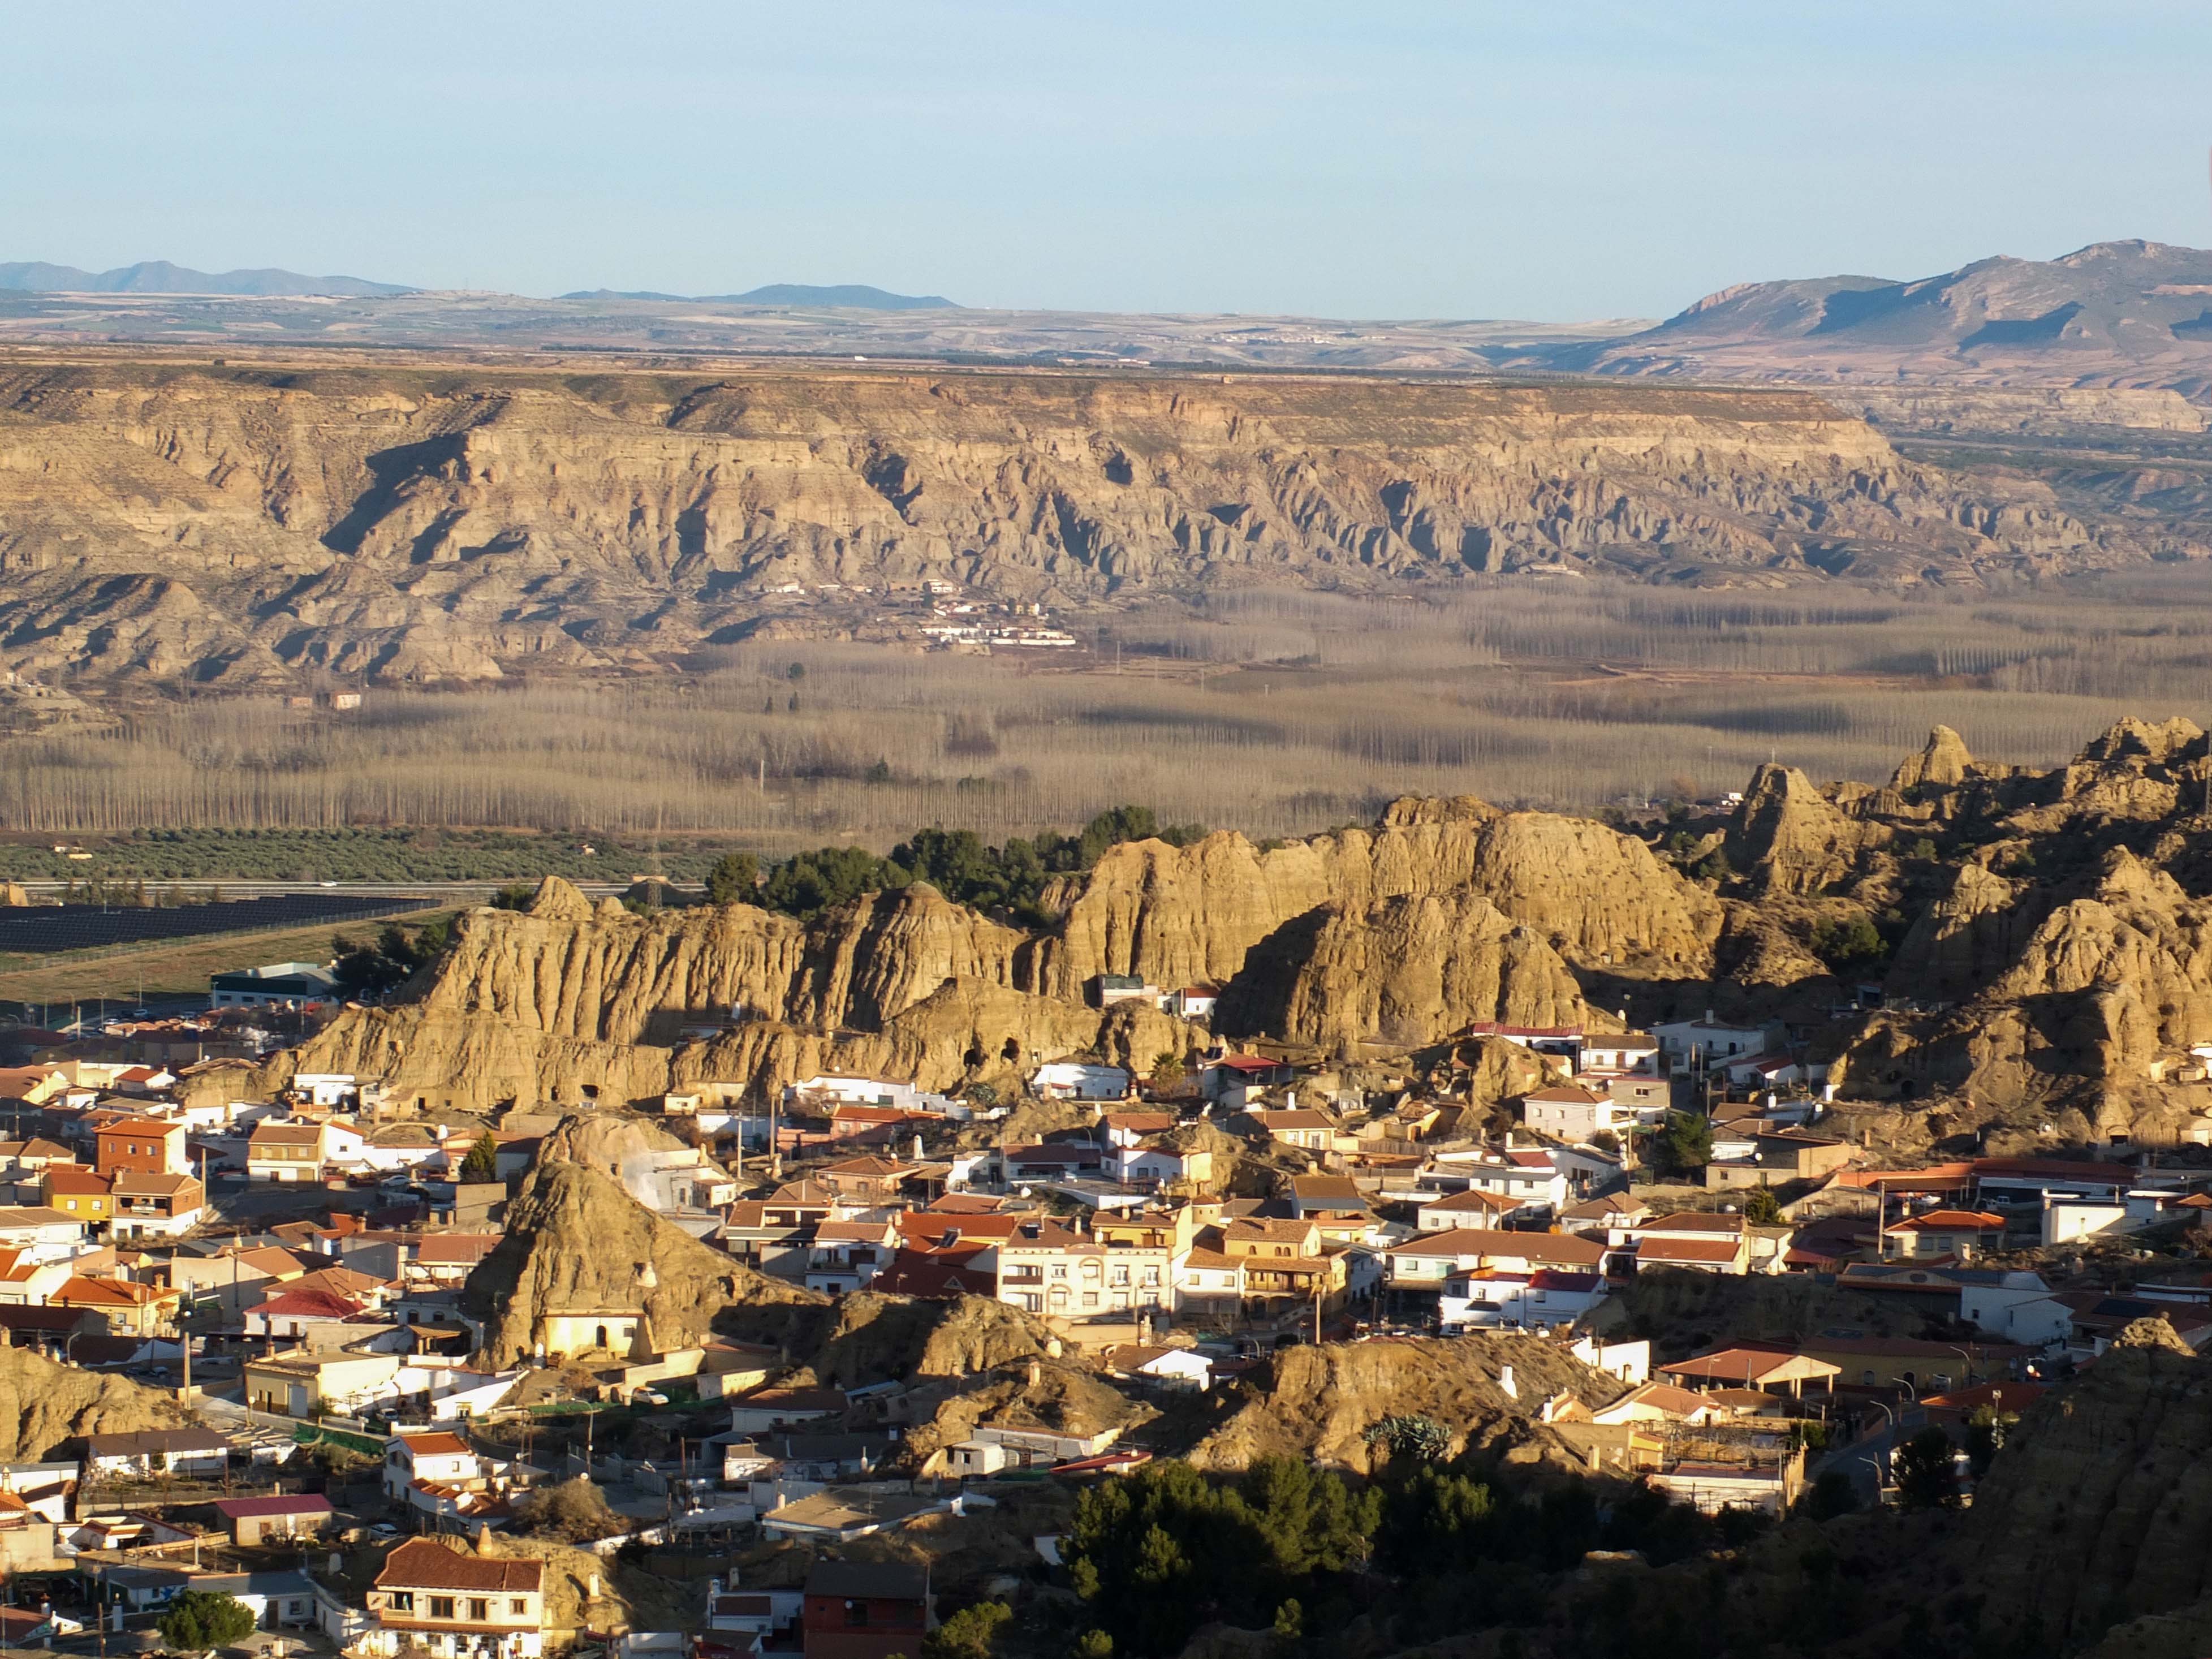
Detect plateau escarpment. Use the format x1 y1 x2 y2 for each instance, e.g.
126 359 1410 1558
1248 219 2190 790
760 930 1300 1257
0 359 2154 686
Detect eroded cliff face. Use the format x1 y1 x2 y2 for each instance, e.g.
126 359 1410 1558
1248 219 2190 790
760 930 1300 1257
0 360 2134 684
1836 848 2212 1131
1218 891 1594 1049
264 795 1718 1113
1725 762 1890 895
1944 1324 2212 1656
465 1159 820 1364
412 881 1028 1046
1186 1334 1627 1474
1038 807 1723 998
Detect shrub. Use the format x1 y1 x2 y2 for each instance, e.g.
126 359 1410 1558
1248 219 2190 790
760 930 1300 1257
1805 1477 1858 1531
1894 1427 1961 1511
512 1475 627 1541
705 852 760 905
458 1131 500 1184
158 1590 257 1650
922 1601 1011 1659
1654 1111 1713 1175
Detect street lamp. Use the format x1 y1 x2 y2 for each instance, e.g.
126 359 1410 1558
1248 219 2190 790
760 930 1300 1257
1943 1344 1977 1390
1859 1452 1887 1505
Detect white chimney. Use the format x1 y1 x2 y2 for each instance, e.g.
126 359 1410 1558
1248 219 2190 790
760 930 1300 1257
1498 1364 1517 1400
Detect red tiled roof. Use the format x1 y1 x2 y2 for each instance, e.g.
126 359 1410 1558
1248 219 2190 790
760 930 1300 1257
376 1537 541 1593
214 1494 334 1519
1389 1227 1606 1266
1637 1236 1743 1264
870 1251 996 1299
249 1288 365 1320
1888 1210 2006 1231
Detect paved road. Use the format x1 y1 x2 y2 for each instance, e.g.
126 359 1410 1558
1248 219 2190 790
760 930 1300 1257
1812 1410 1922 1508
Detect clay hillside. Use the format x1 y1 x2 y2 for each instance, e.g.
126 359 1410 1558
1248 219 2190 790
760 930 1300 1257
0 357 2175 687
248 715 2212 1156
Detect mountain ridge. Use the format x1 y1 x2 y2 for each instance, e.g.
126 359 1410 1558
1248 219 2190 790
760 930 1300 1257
0 259 413 298
557 283 957 308
1517 238 2212 391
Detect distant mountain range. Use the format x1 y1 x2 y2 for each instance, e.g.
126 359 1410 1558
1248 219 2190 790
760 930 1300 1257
0 260 414 298
559 283 958 309
1516 240 2212 390
1 263 958 310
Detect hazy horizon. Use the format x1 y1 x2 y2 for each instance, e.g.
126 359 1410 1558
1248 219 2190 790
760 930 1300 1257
7 2 2212 320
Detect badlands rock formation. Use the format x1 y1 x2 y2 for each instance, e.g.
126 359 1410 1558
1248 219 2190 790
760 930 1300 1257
1187 1333 1626 1474
1218 891 1593 1049
466 1159 818 1364
0 359 2141 684
1942 1320 2212 1656
274 799 1721 1113
0 1345 184 1460
253 717 2212 1142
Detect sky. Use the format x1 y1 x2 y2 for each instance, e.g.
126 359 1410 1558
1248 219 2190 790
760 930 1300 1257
8 1 2212 320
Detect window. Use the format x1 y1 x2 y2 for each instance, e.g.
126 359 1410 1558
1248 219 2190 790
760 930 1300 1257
511 1600 528 1616
388 1594 413 1613
469 1599 488 1622
846 1602 869 1627
429 1597 456 1620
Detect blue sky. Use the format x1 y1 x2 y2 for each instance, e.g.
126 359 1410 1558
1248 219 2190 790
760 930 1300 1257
7 1 2211 318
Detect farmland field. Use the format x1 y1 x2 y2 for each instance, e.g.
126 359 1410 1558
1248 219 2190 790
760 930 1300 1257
5 572 2212 864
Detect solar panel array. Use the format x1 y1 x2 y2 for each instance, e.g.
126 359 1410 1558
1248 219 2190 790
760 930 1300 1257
0 895 430 955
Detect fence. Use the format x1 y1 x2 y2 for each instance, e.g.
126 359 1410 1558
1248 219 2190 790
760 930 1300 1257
294 1423 386 1459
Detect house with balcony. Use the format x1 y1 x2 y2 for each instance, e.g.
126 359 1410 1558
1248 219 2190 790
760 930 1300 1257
110 1173 204 1241
363 1537 545 1659
994 1220 1170 1320
805 1218 895 1294
1383 1227 1606 1291
1440 1268 1609 1331
51 1273 178 1337
1220 1218 1348 1312
383 1430 484 1503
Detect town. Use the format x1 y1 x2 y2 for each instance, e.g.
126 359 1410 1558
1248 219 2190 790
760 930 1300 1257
0 919 2195 1659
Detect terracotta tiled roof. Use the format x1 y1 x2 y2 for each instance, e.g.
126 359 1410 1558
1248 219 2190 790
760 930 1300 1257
1637 1235 1744 1264
376 1537 541 1593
